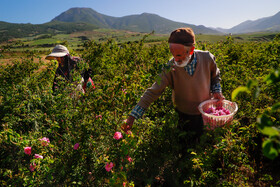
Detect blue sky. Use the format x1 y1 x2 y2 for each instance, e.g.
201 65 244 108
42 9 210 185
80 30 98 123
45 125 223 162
1 0 280 29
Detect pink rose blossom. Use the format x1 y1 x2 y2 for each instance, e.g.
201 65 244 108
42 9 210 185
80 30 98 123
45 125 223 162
95 115 102 120
39 137 50 146
24 147 32 155
205 106 231 116
105 162 114 172
113 131 123 140
126 156 133 163
34 154 43 159
74 143 79 150
29 163 36 172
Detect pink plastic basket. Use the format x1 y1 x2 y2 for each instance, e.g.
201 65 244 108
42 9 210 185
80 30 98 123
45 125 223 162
198 99 238 130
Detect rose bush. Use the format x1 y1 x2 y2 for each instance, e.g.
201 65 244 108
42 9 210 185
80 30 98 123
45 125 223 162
0 35 279 186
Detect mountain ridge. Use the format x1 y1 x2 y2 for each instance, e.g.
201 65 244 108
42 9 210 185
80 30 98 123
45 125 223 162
217 11 280 33
1 7 280 42
52 7 280 34
52 7 220 34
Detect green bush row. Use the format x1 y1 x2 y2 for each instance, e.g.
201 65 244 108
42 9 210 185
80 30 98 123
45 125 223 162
0 35 279 186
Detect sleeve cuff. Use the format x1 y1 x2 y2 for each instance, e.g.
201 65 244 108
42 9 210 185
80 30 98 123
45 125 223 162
130 105 146 119
211 82 222 93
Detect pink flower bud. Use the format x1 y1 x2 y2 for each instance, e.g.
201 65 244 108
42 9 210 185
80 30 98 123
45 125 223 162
74 143 79 150
122 89 127 94
95 115 102 120
34 154 43 159
113 131 123 140
29 163 36 172
24 147 32 155
105 162 114 172
126 156 133 163
39 137 50 146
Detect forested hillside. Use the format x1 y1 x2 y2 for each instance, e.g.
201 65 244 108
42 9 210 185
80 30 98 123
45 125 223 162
0 21 98 42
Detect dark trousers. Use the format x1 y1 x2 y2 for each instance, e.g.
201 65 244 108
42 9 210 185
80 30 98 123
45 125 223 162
176 110 204 149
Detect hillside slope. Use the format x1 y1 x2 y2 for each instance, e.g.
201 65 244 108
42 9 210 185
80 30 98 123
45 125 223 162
222 11 280 33
0 21 98 42
52 8 220 34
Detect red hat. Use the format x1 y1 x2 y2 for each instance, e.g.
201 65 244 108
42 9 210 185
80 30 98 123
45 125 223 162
168 28 195 46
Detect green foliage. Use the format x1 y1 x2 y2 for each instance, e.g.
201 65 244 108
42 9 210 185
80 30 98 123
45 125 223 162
232 68 280 160
258 70 280 159
1 35 280 186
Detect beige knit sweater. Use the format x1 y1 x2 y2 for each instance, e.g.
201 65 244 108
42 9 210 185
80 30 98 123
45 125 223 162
137 50 221 115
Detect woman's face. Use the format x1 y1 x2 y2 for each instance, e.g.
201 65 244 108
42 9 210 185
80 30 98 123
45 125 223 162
56 57 64 64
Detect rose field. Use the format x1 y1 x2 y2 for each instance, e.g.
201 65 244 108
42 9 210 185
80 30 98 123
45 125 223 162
0 35 280 186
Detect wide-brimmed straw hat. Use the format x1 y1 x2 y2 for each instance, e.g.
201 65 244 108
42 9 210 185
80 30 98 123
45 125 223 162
45 45 69 60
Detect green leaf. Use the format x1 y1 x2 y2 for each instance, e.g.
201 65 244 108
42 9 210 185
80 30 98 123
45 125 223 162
259 126 279 137
178 132 187 138
271 102 280 111
246 79 258 89
231 86 250 101
257 113 273 128
239 127 247 131
262 139 279 160
264 69 280 84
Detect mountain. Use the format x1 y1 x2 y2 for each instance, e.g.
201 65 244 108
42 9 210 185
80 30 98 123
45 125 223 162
51 8 116 28
2 7 279 43
52 8 220 34
219 11 280 34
